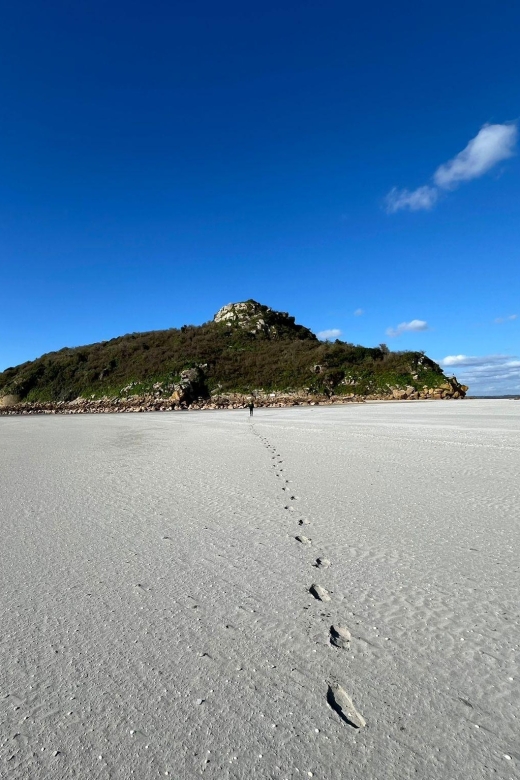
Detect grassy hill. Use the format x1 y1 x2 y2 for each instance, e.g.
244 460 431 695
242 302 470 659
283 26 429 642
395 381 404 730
0 300 464 404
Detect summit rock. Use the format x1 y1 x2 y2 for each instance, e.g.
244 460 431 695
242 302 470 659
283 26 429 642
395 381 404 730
213 300 316 340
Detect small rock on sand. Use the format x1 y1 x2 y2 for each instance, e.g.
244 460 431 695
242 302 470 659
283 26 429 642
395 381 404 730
309 584 331 602
327 684 366 729
329 625 351 649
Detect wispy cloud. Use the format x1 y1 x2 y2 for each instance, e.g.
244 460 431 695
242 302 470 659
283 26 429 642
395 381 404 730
494 314 518 324
386 319 429 337
317 328 342 341
440 354 520 394
442 354 511 367
385 122 518 213
354 308 364 316
434 124 517 188
385 185 438 213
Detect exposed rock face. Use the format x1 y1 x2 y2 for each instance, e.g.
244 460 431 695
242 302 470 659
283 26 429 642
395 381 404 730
390 376 468 401
0 394 20 406
170 367 208 405
213 300 315 340
214 301 266 328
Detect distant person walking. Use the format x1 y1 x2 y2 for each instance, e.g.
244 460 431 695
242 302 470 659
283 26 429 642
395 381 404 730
248 401 254 417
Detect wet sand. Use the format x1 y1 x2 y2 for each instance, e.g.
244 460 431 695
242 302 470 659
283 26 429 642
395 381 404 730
1 400 519 778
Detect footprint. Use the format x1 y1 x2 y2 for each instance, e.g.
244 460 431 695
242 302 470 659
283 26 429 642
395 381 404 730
329 625 351 649
327 684 366 729
295 535 311 545
299 518 310 526
315 557 331 568
309 584 331 602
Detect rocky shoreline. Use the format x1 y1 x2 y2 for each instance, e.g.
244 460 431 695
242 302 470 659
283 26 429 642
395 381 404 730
0 379 467 416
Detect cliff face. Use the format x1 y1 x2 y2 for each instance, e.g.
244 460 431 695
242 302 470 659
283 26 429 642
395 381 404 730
0 300 467 408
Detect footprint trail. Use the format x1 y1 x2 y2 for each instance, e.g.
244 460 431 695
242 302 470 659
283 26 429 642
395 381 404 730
250 419 365 733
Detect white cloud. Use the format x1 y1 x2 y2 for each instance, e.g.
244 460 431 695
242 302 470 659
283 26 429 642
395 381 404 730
385 185 438 213
434 124 518 189
385 122 517 213
442 354 511 367
440 354 520 395
494 314 518 323
354 308 364 316
317 328 342 341
386 319 429 337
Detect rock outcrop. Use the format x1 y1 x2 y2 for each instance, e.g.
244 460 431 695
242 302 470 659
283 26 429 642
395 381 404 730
213 300 315 340
390 376 468 401
0 394 20 407
169 366 208 405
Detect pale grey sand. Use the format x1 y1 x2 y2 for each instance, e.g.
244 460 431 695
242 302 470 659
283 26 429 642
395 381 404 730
1 401 519 778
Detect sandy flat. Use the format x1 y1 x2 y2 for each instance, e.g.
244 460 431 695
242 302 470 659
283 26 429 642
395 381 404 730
1 400 519 779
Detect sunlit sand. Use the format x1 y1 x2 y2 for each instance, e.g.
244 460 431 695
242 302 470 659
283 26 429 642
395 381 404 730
1 400 518 778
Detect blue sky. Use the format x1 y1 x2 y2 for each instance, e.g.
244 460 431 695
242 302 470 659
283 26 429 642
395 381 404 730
1 1 519 394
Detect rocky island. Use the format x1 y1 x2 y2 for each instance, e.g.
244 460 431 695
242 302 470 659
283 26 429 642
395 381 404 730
0 300 467 415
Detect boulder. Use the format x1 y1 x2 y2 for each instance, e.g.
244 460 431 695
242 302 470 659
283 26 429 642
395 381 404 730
0 394 20 406
392 389 407 400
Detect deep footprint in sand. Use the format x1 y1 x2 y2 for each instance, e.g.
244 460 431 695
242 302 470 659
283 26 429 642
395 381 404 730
329 625 351 649
295 534 311 545
314 557 331 568
327 684 366 729
309 584 331 602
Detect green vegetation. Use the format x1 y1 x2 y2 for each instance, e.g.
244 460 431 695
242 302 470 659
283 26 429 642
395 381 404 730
0 302 452 402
